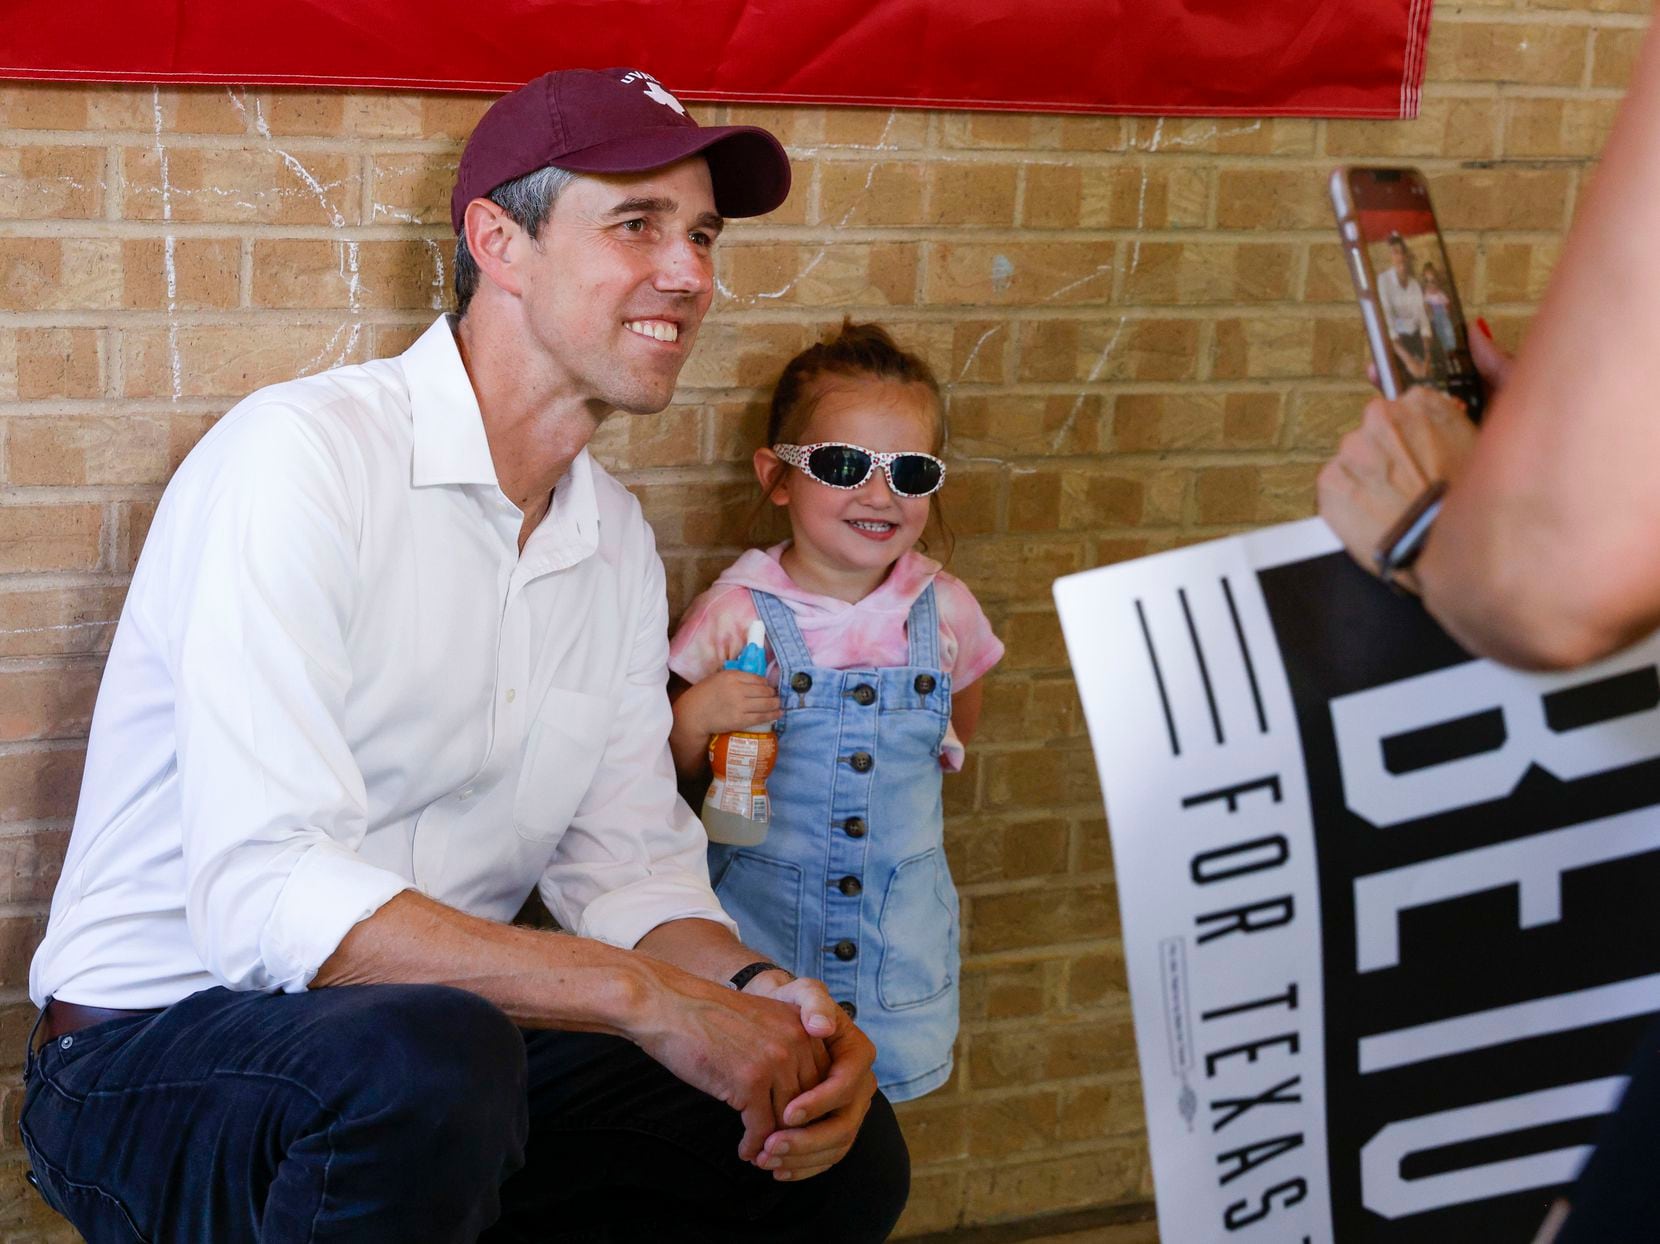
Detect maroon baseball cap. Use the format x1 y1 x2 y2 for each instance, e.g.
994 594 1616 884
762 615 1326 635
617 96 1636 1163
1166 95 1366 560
450 68 791 233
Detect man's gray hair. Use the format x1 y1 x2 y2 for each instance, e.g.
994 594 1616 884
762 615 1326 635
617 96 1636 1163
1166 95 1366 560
453 165 578 317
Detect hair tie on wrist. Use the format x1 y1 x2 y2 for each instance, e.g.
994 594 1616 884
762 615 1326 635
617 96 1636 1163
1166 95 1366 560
729 960 789 991
1374 480 1447 582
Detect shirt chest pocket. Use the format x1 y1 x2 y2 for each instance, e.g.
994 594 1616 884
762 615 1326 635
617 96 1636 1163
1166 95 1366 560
514 688 615 842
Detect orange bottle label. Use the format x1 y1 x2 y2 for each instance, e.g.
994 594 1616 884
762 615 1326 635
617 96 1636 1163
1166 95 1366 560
707 730 778 820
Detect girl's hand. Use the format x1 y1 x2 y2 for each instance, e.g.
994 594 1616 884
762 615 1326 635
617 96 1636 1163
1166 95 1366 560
677 670 782 738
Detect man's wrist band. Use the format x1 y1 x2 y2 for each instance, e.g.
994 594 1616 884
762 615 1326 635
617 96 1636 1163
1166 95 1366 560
729 961 789 991
1373 480 1447 581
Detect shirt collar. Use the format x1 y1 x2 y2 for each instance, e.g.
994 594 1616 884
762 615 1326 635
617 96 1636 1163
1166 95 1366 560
403 313 601 577
406 314 499 489
519 447 600 577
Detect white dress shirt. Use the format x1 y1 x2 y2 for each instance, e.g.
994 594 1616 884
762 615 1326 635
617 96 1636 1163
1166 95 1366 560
1377 268 1430 341
31 315 735 1010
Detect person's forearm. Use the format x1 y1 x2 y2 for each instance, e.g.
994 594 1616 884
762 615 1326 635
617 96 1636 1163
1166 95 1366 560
636 917 788 989
668 715 713 779
314 889 676 1035
1414 25 1660 665
1413 484 1641 670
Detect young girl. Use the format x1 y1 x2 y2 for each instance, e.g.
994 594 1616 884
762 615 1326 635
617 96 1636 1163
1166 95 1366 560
667 322 1003 1103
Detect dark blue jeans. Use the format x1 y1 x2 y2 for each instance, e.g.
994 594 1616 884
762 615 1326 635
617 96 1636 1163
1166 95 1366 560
19 984 909 1242
1553 1016 1660 1243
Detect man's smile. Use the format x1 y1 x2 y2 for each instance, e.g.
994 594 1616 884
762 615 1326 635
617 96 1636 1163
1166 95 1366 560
624 318 680 343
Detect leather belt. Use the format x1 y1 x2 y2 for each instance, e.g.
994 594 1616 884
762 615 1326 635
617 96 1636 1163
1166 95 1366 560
33 1000 158 1053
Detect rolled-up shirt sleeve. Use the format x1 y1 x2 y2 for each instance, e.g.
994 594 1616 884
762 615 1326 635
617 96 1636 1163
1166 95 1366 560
538 525 736 948
167 405 409 992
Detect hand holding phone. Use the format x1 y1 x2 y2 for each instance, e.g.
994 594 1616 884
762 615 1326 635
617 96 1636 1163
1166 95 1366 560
1330 167 1485 422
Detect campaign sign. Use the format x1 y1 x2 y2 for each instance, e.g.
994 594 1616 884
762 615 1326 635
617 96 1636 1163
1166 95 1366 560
1054 518 1660 1243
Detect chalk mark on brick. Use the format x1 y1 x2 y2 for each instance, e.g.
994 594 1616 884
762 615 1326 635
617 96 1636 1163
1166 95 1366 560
714 112 898 304
229 88 363 372
1043 117 1265 453
1128 119 1262 153
955 324 1003 382
152 87 182 404
1046 120 1161 452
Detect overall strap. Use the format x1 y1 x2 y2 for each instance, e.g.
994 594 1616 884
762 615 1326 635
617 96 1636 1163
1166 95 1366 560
905 582 941 669
749 589 811 672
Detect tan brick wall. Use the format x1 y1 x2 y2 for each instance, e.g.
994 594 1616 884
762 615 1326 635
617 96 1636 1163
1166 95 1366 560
0 1 1648 1236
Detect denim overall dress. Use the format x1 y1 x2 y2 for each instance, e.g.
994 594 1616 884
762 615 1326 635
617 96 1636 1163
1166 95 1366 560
709 586 960 1102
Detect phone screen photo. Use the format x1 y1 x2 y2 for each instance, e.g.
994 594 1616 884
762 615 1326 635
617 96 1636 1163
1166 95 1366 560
1332 167 1485 422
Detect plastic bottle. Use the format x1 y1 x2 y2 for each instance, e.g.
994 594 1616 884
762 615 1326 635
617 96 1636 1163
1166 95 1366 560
701 620 779 846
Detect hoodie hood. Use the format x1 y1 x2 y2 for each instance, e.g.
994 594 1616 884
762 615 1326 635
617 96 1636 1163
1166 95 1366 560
711 543 944 622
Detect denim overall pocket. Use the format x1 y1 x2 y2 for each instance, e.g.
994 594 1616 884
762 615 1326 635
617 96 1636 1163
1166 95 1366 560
876 849 956 1009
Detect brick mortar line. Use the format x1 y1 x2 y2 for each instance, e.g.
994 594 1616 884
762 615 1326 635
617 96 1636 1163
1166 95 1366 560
906 1134 1152 1168
1 485 165 503
0 233 1575 266
900 1068 1146 1107
0 220 453 239
0 738 82 758
961 942 1127 968
958 926 1120 954
0 396 231 411
0 302 1543 329
0 653 105 672
0 301 1554 332
1435 7 1650 26
906 1138 1150 1160
0 571 137 589
959 1016 1136 1040
0 80 1633 146
0 820 73 838
6 131 470 154
907 1143 1152 1177
1 130 1626 167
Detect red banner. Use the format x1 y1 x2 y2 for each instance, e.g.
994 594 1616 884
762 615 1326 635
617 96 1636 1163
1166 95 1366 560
0 0 1431 118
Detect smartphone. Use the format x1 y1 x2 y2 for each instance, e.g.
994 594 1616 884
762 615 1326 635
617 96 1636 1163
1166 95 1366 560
1330 167 1484 422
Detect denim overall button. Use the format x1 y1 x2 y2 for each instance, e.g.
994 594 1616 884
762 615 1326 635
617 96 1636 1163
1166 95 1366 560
838 1000 857 1019
850 684 876 706
914 674 936 694
849 752 873 773
837 875 863 897
833 940 858 961
843 817 867 838
58 1035 72 1051
790 672 813 693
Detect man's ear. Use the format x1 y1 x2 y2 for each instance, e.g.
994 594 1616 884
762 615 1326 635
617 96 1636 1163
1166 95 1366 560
463 198 524 299
753 447 790 507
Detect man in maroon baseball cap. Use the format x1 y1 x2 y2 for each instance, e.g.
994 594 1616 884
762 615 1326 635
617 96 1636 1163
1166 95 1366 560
21 65 908 1244
447 67 791 417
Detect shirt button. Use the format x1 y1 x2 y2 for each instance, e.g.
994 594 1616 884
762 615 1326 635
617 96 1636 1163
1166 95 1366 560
458 787 475 801
790 672 813 694
848 752 873 773
837 875 863 897
839 1000 857 1019
914 674 937 695
505 688 516 703
843 817 867 838
850 684 876 706
833 940 858 962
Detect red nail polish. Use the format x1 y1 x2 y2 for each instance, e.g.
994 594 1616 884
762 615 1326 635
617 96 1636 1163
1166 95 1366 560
1476 317 1494 340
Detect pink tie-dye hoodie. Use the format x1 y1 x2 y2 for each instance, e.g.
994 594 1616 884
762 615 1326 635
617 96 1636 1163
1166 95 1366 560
668 543 1004 771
